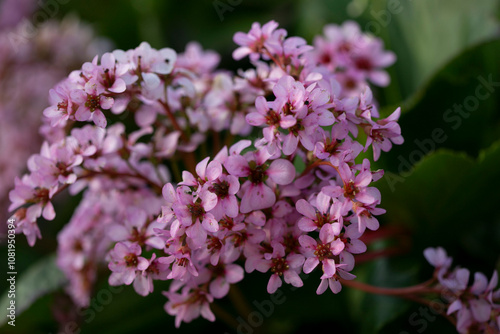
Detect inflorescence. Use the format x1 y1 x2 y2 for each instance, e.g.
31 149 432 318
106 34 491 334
8 20 498 332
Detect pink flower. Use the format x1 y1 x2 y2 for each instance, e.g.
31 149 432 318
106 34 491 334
224 147 295 213
206 173 240 220
176 41 220 74
352 201 385 234
295 192 348 232
423 247 453 272
107 208 166 249
43 82 75 127
299 223 344 278
255 243 305 294
322 162 380 205
10 207 41 246
28 142 83 185
173 185 218 247
71 79 114 128
165 241 198 281
164 286 215 328
208 249 244 298
133 254 171 296
9 174 57 221
233 20 280 61
246 95 296 154
365 107 403 161
108 242 149 286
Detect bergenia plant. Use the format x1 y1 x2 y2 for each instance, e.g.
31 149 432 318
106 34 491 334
8 20 499 333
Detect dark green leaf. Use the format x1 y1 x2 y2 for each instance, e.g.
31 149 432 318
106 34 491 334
0 254 66 327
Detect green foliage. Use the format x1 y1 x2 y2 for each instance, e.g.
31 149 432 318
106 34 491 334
0 255 66 327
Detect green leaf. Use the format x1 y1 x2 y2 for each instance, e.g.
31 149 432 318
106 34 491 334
378 140 500 265
348 252 419 334
383 0 500 99
0 254 67 327
377 39 500 173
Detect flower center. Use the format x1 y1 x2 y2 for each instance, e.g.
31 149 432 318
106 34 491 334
324 138 342 154
124 254 138 267
209 181 230 199
188 202 205 219
271 258 289 276
355 57 372 71
248 161 267 184
344 180 359 199
85 94 100 112
314 243 332 262
57 101 68 112
265 109 281 126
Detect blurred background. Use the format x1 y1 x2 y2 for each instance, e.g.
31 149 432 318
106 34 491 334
1 0 499 333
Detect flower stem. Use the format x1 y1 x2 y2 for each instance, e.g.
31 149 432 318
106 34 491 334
211 302 239 330
339 277 437 296
228 284 253 321
158 100 189 143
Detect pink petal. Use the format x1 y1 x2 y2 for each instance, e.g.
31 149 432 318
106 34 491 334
200 302 216 322
322 258 337 278
195 157 210 179
221 196 239 218
469 299 491 322
315 192 331 214
282 133 298 156
224 155 249 177
280 115 297 129
109 78 127 93
298 235 317 250
284 270 303 287
99 96 114 110
133 274 151 296
186 221 207 246
206 161 222 180
316 279 328 295
267 274 282 294
162 183 176 202
146 236 166 249
295 199 316 219
75 105 91 122
246 210 266 226
232 46 252 60
202 215 219 233
287 254 305 268
201 190 218 212
329 279 342 294
246 112 267 126
225 264 244 283
108 225 129 241
209 277 230 298
42 202 56 221
470 272 488 295
267 159 295 185
303 257 319 274
298 217 317 232
122 269 137 285
92 109 107 128
137 257 150 271
240 183 276 213
142 72 160 89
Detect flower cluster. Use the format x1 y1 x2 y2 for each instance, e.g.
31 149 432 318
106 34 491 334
8 20 403 326
424 247 500 333
0 10 110 232
306 20 396 95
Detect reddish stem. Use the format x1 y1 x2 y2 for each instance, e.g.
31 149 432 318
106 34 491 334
158 100 189 143
339 277 437 296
